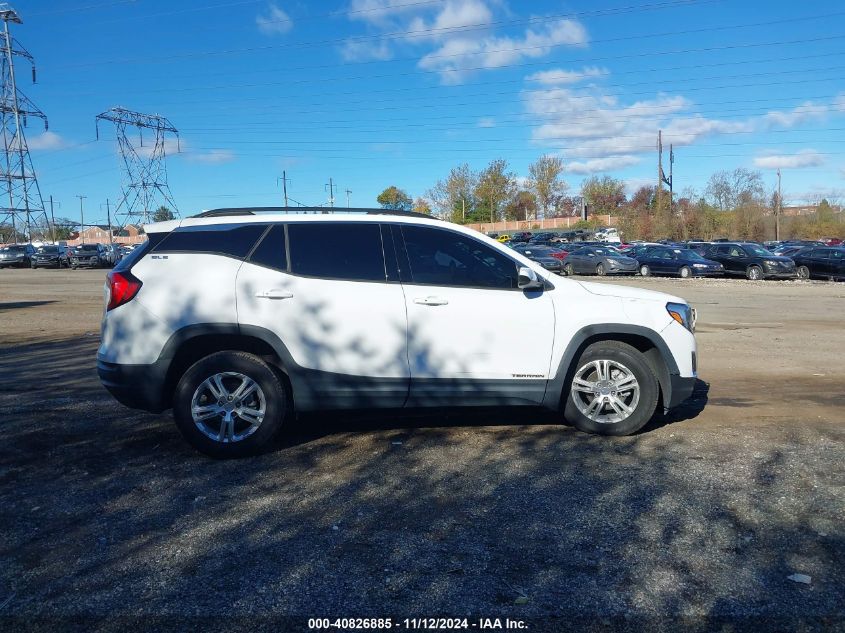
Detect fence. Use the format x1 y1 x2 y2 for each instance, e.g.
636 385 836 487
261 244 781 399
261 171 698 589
464 214 617 234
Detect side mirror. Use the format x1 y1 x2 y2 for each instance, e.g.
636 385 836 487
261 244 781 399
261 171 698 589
518 266 543 290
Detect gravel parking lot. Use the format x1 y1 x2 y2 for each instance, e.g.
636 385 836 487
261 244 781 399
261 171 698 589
1 269 843 631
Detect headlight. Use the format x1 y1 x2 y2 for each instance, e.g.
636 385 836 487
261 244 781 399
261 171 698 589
667 302 695 333
692 263 708 268
763 260 779 268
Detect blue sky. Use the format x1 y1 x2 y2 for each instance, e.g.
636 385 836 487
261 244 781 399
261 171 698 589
11 0 845 224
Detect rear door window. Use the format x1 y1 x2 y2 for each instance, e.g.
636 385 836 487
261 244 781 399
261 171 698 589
155 224 267 258
288 223 386 282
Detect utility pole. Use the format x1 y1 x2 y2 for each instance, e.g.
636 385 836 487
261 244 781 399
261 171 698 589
277 170 289 207
325 178 335 208
48 194 56 243
657 130 663 215
77 194 86 244
105 198 113 249
345 188 352 208
461 198 465 223
776 168 782 241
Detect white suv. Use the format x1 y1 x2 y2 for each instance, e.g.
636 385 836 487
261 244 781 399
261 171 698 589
98 208 698 457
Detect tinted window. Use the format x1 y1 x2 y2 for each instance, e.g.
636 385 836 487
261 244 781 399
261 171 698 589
400 225 518 289
288 223 386 282
155 224 266 258
248 225 287 271
830 250 844 260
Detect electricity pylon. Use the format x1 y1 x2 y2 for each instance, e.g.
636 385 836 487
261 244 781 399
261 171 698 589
0 4 48 244
95 107 180 225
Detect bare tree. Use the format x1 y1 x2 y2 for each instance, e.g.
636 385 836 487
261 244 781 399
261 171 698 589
528 155 567 220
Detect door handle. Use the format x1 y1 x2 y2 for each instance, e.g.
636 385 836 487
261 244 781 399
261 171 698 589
414 296 449 306
256 289 293 300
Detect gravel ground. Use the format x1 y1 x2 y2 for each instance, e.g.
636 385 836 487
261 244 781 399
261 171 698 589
0 269 843 632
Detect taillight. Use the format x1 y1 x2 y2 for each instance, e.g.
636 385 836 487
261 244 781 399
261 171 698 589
106 270 142 311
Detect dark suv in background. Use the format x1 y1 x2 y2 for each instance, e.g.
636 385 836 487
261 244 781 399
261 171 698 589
71 243 108 269
0 244 36 268
31 244 71 269
792 247 845 280
703 242 796 280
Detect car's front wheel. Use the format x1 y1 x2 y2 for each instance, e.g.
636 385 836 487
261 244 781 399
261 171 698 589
797 265 810 279
173 351 288 458
564 341 659 436
639 264 651 277
679 265 692 278
746 265 762 280
595 263 606 276
563 263 574 276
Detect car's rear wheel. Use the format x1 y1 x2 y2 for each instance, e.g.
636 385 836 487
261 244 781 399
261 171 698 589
746 265 762 280
563 263 574 276
595 263 606 276
679 265 692 278
173 351 287 458
797 265 810 279
565 341 659 436
639 264 651 277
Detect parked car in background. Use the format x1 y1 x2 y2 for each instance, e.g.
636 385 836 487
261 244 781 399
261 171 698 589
512 243 568 261
509 231 533 243
637 246 724 278
510 243 563 274
772 244 811 257
71 243 107 269
562 246 638 276
703 242 796 280
594 228 621 243
792 246 845 280
820 237 843 246
31 244 71 269
101 244 121 266
496 234 510 243
0 243 35 268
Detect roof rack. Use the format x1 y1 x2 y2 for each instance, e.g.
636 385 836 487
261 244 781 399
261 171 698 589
191 206 438 220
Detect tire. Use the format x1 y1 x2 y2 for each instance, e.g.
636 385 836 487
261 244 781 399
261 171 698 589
173 351 288 458
640 264 651 277
595 263 606 276
563 263 574 276
679 265 691 278
746 265 762 281
564 341 660 436
797 265 810 280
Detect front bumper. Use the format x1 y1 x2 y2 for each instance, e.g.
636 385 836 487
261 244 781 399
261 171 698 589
72 258 101 267
97 359 169 413
0 258 27 267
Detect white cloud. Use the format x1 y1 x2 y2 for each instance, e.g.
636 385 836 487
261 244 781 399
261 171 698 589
340 38 393 61
406 0 493 41
418 18 587 83
763 101 828 128
525 66 608 86
566 155 641 174
256 3 293 35
840 167 845 179
834 93 845 112
623 177 655 196
477 116 496 128
753 150 824 169
28 131 66 151
185 149 236 165
348 0 429 25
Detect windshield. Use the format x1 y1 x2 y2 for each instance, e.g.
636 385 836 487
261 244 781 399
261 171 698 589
38 246 59 253
743 244 774 256
678 249 709 262
77 244 98 251
2 245 26 252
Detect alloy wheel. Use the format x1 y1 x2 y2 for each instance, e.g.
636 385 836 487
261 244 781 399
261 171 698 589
570 359 640 424
190 372 267 443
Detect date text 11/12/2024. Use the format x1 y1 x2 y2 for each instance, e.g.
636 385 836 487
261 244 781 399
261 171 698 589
308 618 528 630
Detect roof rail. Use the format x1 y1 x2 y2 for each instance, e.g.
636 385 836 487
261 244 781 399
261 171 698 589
191 206 438 220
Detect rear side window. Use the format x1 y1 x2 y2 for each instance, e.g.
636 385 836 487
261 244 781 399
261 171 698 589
113 235 161 272
288 223 386 282
154 224 266 258
248 224 287 271
400 225 518 289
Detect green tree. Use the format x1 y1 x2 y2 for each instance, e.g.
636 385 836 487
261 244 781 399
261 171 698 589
505 190 538 221
528 155 567 220
411 197 432 214
152 206 175 222
376 186 412 211
580 175 626 217
474 158 517 223
427 163 477 223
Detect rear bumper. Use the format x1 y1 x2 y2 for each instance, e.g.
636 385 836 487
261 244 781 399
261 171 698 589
666 374 697 409
97 359 169 413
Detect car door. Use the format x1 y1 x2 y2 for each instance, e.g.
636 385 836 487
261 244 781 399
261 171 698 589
829 249 845 277
235 222 410 409
575 248 596 273
394 223 555 406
